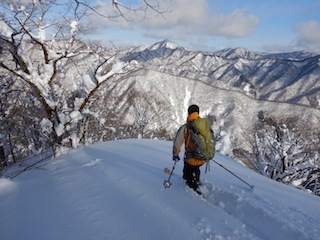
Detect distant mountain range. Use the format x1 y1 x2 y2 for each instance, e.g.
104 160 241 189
121 39 320 109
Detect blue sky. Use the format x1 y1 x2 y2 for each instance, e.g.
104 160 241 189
89 0 320 53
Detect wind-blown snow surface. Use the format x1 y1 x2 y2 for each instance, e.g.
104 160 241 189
0 139 319 240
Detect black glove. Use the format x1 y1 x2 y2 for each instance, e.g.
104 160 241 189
172 155 180 162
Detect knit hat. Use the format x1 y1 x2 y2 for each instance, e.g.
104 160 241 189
188 104 199 114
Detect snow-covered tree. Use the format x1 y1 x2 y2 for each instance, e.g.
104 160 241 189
0 72 49 165
247 112 320 195
0 0 167 162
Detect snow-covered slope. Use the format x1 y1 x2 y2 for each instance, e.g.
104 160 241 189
1 139 319 240
105 68 320 151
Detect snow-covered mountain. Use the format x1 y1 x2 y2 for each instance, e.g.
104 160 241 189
121 40 320 108
1 139 319 240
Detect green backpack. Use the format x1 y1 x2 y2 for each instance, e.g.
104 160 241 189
187 118 215 161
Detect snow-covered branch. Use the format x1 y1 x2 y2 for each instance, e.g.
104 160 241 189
250 114 319 194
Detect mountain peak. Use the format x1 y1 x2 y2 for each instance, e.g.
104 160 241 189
149 39 180 50
214 47 258 59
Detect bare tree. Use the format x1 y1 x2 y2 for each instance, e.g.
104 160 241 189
129 92 164 138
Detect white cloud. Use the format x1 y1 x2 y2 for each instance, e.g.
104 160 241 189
261 20 320 53
90 0 259 40
142 0 208 29
204 9 259 38
294 20 320 47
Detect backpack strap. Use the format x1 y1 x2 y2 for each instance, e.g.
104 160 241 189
185 122 191 149
185 122 195 159
187 121 198 135
185 120 204 159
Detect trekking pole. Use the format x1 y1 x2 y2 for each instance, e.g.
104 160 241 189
163 161 177 188
212 159 255 190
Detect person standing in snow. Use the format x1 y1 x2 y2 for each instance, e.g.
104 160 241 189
172 104 210 194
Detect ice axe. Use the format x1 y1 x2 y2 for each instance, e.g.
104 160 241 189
163 161 177 188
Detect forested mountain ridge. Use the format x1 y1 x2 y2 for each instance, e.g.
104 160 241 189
121 40 320 109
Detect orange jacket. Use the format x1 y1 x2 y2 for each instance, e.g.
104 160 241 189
172 112 206 166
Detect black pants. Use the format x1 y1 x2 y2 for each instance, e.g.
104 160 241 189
183 161 200 191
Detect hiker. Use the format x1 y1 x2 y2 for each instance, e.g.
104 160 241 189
172 104 214 194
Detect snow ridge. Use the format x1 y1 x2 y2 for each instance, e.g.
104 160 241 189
1 139 319 240
201 182 315 240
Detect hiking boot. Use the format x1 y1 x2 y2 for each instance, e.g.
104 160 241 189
186 180 201 194
195 187 202 195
